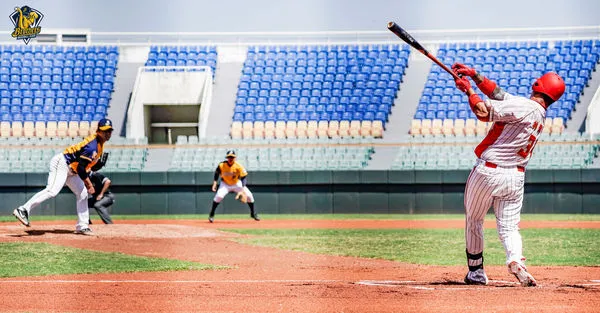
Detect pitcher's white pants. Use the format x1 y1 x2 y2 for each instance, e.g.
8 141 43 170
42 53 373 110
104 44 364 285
22 154 90 231
213 181 254 203
464 159 525 266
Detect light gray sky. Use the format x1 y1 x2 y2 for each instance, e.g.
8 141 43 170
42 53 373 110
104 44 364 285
12 0 600 32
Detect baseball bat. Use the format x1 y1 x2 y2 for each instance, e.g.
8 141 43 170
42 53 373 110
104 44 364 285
386 21 460 80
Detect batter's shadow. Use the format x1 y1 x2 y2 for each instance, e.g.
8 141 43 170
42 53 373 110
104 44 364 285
9 229 75 237
432 279 518 288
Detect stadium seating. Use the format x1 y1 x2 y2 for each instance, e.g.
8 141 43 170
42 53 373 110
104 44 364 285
2 38 598 173
231 44 410 139
100 147 148 172
391 132 599 170
145 45 217 75
411 40 600 136
0 45 118 137
0 136 148 172
169 136 375 171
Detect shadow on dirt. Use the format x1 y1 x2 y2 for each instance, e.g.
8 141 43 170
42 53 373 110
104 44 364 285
431 279 518 288
9 229 75 237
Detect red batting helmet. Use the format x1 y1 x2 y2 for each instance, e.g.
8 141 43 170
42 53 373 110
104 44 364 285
531 72 565 102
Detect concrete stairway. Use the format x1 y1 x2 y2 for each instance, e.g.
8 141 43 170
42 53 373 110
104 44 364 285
382 56 432 142
366 146 398 170
569 63 600 133
107 62 143 137
204 47 247 138
143 148 173 172
370 49 435 169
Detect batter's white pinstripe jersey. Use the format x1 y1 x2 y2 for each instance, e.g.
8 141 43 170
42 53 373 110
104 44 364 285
476 93 546 167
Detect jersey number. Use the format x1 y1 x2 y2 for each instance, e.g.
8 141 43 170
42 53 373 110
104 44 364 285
517 121 543 158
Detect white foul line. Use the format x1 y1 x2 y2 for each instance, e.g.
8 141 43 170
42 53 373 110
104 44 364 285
356 280 418 286
573 283 600 286
356 279 519 287
489 280 520 285
408 286 435 290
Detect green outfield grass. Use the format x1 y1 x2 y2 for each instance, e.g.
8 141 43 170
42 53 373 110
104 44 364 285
1 213 599 222
0 242 225 278
227 228 600 266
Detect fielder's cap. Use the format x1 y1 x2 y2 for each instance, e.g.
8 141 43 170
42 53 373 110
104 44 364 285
97 118 114 131
226 150 236 158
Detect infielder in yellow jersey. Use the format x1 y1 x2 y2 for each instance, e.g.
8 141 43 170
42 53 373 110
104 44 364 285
13 119 114 235
208 150 260 223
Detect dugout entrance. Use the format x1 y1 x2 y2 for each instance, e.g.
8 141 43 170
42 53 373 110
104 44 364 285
145 105 201 144
126 66 213 142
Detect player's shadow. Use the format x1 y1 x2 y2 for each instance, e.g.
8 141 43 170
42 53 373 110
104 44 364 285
9 229 74 237
430 280 465 285
431 279 518 288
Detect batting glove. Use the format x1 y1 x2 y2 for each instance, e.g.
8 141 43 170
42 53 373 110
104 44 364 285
452 63 477 78
454 77 472 93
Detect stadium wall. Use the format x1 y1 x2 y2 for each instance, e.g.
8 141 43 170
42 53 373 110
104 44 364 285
20 0 600 32
1 170 598 215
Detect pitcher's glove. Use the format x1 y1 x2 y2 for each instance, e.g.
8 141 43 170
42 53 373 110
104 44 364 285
91 152 110 172
235 191 248 203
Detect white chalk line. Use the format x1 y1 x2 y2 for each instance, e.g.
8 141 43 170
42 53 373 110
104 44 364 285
408 286 435 290
356 279 600 290
356 280 518 290
570 283 600 286
356 279 518 286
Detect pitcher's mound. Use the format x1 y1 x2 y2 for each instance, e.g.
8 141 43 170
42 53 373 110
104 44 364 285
1 223 236 239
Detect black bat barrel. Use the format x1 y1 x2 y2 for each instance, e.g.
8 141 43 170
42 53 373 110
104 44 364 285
386 21 426 52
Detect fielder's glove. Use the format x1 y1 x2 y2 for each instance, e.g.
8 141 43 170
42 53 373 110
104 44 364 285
91 152 110 172
235 191 248 203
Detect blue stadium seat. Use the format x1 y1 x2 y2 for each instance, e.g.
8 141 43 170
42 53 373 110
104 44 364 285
232 44 410 130
12 113 23 122
446 110 457 119
233 113 243 121
558 109 569 121
414 110 425 120
255 112 266 121
34 113 46 121
374 112 386 123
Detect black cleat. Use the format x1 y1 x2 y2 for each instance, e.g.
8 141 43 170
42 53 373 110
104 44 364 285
251 213 260 221
208 216 214 223
13 207 30 227
464 269 488 285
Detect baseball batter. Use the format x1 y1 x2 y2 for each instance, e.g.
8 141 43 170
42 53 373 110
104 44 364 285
12 118 114 235
452 63 565 286
208 150 260 223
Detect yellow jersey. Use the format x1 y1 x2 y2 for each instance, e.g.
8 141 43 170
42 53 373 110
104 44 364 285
216 161 247 185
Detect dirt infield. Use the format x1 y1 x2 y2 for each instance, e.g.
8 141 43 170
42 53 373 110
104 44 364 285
0 219 598 313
